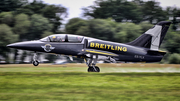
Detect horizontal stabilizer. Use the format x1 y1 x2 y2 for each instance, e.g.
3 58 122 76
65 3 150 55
147 50 166 56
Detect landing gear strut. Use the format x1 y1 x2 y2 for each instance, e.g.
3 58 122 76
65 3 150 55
85 55 100 72
32 52 39 66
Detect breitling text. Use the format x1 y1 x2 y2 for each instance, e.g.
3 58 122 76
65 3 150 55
89 42 127 52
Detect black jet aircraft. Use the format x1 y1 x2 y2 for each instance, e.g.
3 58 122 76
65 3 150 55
7 21 171 72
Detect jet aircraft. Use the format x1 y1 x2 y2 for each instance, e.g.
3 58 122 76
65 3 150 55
7 21 171 72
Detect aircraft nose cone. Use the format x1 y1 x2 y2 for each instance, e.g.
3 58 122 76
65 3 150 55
7 41 42 51
7 43 18 48
6 42 28 49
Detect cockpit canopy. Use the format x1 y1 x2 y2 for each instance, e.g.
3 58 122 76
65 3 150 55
40 34 84 43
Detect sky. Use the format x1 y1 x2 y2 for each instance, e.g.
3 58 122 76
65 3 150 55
29 0 180 23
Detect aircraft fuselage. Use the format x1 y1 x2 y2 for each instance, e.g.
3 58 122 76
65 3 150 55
7 38 164 62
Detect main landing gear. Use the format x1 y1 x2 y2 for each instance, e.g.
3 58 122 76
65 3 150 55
84 55 100 72
87 66 100 72
32 52 39 66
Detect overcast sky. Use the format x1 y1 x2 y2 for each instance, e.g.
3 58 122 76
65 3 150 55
30 0 180 23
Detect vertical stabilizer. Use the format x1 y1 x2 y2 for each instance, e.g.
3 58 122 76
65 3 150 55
128 21 171 50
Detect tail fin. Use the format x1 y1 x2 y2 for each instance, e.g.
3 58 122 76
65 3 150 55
128 21 171 50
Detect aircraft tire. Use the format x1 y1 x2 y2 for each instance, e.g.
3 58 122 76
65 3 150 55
87 66 93 72
33 60 39 66
95 66 100 72
88 66 100 72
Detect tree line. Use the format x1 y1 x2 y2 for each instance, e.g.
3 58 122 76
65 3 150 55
0 0 180 63
0 0 67 63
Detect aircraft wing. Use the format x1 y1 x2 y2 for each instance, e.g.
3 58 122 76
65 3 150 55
78 49 119 57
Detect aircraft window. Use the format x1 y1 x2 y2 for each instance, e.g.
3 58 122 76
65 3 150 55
49 35 66 42
68 35 83 42
40 37 50 42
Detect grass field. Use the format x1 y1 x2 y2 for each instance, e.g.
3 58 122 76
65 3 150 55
0 63 180 101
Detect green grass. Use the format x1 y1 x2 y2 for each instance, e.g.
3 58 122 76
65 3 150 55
0 64 180 101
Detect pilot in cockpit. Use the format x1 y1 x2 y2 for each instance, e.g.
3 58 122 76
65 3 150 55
52 36 57 42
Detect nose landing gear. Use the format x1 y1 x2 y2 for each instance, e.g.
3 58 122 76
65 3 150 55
32 52 39 66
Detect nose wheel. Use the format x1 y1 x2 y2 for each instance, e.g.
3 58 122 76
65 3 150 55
33 60 39 66
32 52 39 66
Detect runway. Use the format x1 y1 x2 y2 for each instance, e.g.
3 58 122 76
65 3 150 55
0 63 179 73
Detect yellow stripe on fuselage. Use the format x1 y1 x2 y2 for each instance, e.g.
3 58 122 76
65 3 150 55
86 50 117 56
158 50 166 53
